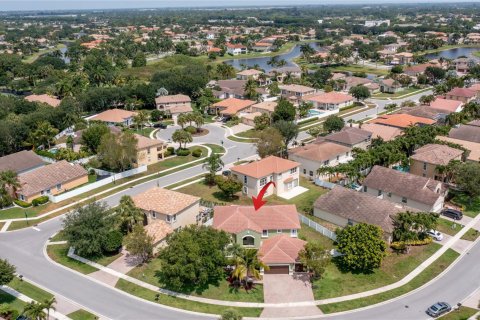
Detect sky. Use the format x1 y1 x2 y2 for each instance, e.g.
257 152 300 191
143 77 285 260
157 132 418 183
1 0 480 11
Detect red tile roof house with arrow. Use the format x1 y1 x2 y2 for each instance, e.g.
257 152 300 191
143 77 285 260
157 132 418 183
213 205 306 275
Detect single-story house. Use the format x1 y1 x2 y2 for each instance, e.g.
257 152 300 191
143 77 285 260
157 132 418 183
410 144 464 181
213 204 304 274
89 109 137 126
0 150 44 174
371 114 436 129
230 156 300 198
25 94 61 108
16 160 88 203
209 98 256 118
289 142 352 179
236 69 264 81
209 80 248 99
250 101 277 115
363 165 445 213
444 87 476 103
428 98 464 114
316 126 372 149
314 186 416 241
360 123 403 142
303 92 354 111
132 187 201 244
155 94 193 117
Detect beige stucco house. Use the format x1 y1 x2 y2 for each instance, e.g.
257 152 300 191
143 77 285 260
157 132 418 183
134 134 167 167
410 144 463 181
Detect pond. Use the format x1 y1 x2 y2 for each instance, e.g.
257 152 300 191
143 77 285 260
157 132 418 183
224 42 324 72
424 46 480 60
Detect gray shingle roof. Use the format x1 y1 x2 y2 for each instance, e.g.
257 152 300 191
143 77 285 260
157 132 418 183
0 150 44 174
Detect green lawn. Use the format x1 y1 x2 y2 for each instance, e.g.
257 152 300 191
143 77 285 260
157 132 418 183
166 175 207 190
313 243 441 300
227 135 257 143
0 289 26 315
67 309 98 320
439 306 479 320
49 231 67 242
46 244 98 274
319 248 459 313
372 87 429 99
299 224 335 250
202 144 226 155
131 127 155 137
436 218 464 236
450 192 480 218
23 43 66 63
126 257 264 302
329 64 389 76
115 279 263 317
8 277 53 302
89 252 122 267
235 129 260 139
460 228 480 242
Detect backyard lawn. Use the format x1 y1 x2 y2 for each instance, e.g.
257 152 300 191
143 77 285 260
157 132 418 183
313 243 442 300
126 257 264 302
299 224 335 250
0 289 26 315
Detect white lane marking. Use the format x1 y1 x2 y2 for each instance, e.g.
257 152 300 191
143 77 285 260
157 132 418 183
32 227 41 231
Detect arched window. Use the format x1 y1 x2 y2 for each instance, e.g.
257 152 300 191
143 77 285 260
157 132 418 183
242 236 255 246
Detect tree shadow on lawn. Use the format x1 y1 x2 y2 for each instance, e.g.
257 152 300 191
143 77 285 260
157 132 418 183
331 257 376 275
154 270 222 295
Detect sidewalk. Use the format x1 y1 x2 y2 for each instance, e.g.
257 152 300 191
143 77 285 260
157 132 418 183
64 214 480 309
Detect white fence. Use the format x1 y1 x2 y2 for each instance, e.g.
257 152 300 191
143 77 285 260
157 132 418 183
314 178 336 189
299 214 337 241
48 165 147 203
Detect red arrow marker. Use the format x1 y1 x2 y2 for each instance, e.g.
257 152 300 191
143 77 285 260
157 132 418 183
252 181 276 211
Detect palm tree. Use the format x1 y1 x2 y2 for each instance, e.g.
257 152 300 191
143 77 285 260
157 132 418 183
43 297 56 319
0 170 20 196
177 114 188 129
133 110 149 130
117 195 144 233
172 129 192 149
22 301 47 320
243 79 259 100
231 248 268 288
202 154 224 185
29 121 59 150
193 113 205 132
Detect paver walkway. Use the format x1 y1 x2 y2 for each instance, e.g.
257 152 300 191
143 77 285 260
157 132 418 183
261 274 322 318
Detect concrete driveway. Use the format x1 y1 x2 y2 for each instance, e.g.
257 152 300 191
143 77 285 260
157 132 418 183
261 274 322 318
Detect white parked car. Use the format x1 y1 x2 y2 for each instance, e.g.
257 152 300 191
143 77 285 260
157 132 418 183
427 230 443 241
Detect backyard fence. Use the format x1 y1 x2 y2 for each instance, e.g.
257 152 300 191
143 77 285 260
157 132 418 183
299 214 337 241
48 165 147 203
314 178 336 189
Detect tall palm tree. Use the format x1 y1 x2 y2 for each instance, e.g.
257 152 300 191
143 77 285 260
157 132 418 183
22 301 47 320
30 121 59 150
117 195 144 233
0 170 20 196
202 154 224 184
231 248 268 286
243 79 259 100
43 297 56 319
133 110 149 130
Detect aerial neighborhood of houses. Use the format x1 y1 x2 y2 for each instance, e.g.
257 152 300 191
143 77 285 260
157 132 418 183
1 3 480 320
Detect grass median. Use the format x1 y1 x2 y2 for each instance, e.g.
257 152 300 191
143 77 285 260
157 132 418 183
319 248 459 313
67 309 98 320
46 244 98 274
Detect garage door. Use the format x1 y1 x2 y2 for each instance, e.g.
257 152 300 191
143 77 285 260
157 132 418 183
265 265 289 274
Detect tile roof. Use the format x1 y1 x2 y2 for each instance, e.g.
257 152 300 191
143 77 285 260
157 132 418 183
303 92 353 104
446 87 476 98
436 136 480 162
155 94 191 104
259 235 306 264
18 160 87 197
370 114 436 129
212 98 256 115
90 109 137 123
279 84 315 93
363 166 442 206
144 219 173 244
213 205 300 234
428 98 463 113
251 101 277 113
361 123 403 141
135 134 164 150
411 144 463 165
25 94 61 107
0 150 44 174
314 186 415 233
449 124 480 143
237 69 263 76
230 156 299 179
400 105 443 120
289 142 351 162
132 187 200 216
322 127 372 146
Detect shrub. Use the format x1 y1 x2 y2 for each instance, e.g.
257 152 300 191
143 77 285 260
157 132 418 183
192 149 202 157
32 196 49 206
176 148 191 156
35 150 56 159
14 199 31 208
185 126 197 134
390 238 433 250
102 230 123 253
167 146 175 154
0 303 19 320
221 309 242 320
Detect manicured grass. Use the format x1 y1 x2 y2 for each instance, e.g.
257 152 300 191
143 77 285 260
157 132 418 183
0 289 26 314
49 231 67 242
372 87 429 99
319 248 459 313
177 177 328 215
235 129 260 139
439 306 479 320
115 279 263 317
0 221 4 230
460 228 480 242
23 43 66 63
88 174 97 183
46 244 98 274
0 205 44 220
67 309 98 320
8 277 53 302
299 224 335 250
450 192 480 218
127 257 264 302
202 144 226 154
329 64 389 76
166 175 207 190
131 127 155 137
89 252 122 267
436 218 464 236
313 243 441 300
227 135 256 143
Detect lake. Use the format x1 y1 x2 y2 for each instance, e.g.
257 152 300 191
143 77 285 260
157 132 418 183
424 46 480 60
224 42 324 72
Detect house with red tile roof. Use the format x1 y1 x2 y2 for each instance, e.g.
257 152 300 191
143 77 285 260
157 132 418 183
213 205 304 274
25 94 61 108
428 98 463 114
88 108 137 126
444 87 476 103
226 43 247 55
209 98 256 118
370 114 436 129
230 156 300 198
303 92 354 111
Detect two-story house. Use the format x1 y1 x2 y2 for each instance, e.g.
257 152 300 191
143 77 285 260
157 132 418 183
155 94 193 117
132 187 201 245
213 205 305 274
410 144 464 181
230 156 300 198
444 87 476 103
317 126 372 150
88 108 137 126
363 165 445 213
278 84 316 104
134 134 167 167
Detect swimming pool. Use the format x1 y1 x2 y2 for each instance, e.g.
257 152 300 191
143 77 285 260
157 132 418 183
307 109 324 117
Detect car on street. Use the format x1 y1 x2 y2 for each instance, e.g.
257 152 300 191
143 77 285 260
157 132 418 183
427 230 443 241
441 208 463 220
426 302 451 317
153 123 167 129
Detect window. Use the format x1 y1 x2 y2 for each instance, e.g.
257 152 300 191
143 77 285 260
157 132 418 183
387 192 392 197
363 186 368 192
243 176 247 183
402 197 408 204
277 229 282 233
336 155 340 161
147 148 151 154
260 177 267 186
46 189 51 194
291 229 298 237
378 190 383 196
303 169 306 174
242 236 255 246
20 195 24 201
423 162 427 170
262 230 268 238
290 167 297 174
269 175 273 181
56 183 62 191
41 190 45 195
152 211 157 219
309 171 313 177
346 152 350 157
173 214 177 222
347 219 354 226
243 186 248 194
323 160 330 166
166 215 171 222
